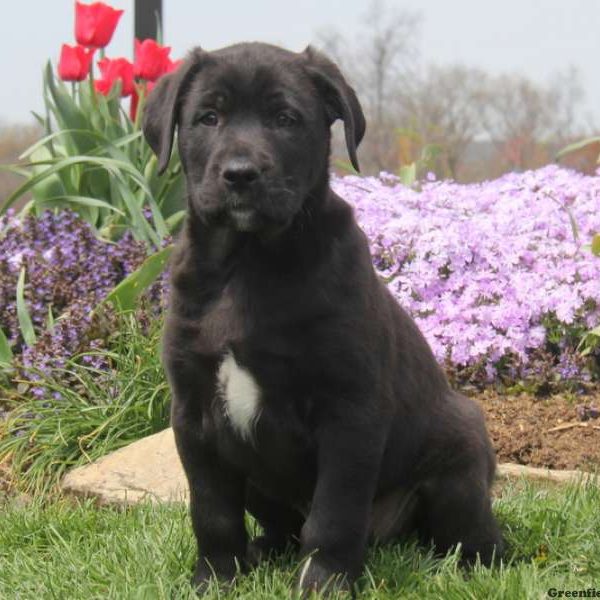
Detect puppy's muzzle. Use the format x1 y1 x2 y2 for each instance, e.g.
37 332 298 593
222 158 261 190
220 158 264 231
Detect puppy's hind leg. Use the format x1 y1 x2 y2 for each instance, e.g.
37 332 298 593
246 483 305 565
418 469 504 566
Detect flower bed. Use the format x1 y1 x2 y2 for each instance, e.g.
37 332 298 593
335 165 600 387
1 166 599 392
0 210 157 391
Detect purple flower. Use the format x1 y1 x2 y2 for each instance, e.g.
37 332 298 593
2 165 599 392
333 165 600 386
0 209 168 397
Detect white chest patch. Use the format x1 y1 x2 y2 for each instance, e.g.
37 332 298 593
217 351 262 439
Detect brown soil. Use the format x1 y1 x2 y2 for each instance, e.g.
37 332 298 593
474 390 600 471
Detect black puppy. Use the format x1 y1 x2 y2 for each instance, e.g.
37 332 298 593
143 42 503 596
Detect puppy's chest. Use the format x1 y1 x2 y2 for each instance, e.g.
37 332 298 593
196 292 260 437
194 287 245 353
193 286 309 439
216 350 262 440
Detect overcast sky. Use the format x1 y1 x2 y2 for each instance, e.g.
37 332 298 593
0 0 598 127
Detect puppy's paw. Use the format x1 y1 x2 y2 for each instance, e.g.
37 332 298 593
296 556 352 598
247 534 297 566
247 535 283 566
191 556 239 596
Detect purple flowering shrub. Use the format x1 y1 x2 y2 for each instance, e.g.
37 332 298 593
1 165 599 393
0 209 158 392
335 165 600 387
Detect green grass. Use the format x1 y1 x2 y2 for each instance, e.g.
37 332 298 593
1 479 599 599
0 311 170 495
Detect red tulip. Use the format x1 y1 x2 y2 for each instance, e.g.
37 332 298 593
95 57 135 97
75 1 123 49
134 39 172 81
58 44 95 82
165 58 183 74
94 78 114 95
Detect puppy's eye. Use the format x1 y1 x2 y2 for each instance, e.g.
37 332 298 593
196 111 219 127
275 111 297 128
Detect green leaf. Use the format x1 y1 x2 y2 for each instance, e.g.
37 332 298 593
110 131 143 150
144 154 158 185
46 305 56 332
587 325 600 337
156 169 185 218
1 155 153 215
0 327 13 366
18 128 129 161
399 162 417 187
144 195 169 240
16 267 37 347
102 245 173 312
114 175 161 247
19 129 90 161
45 62 95 155
592 233 600 257
29 146 67 206
165 210 186 233
420 143 443 164
81 167 111 209
332 158 358 174
43 195 125 215
31 110 47 128
0 164 31 178
556 136 600 159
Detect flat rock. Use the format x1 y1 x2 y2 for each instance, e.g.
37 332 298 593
61 428 599 506
61 428 188 505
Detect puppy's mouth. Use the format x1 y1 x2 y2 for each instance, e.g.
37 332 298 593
227 205 259 231
192 179 301 235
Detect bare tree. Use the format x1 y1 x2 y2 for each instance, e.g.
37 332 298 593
315 6 590 180
316 0 421 173
313 28 349 72
480 68 585 171
398 65 488 178
356 1 420 129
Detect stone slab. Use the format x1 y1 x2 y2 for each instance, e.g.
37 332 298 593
61 427 188 505
61 428 599 506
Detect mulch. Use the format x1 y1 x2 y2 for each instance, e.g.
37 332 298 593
475 389 600 471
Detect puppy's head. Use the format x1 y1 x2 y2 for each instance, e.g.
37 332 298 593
143 42 365 234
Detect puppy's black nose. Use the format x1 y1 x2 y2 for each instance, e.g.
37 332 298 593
222 159 260 187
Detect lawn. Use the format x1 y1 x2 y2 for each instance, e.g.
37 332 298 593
1 480 599 599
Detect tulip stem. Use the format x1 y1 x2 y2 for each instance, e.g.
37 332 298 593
89 62 97 108
134 83 146 131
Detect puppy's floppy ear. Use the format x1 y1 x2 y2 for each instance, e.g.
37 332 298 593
303 46 366 172
142 47 205 175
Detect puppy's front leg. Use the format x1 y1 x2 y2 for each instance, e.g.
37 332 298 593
298 419 385 596
170 364 247 592
174 423 247 590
